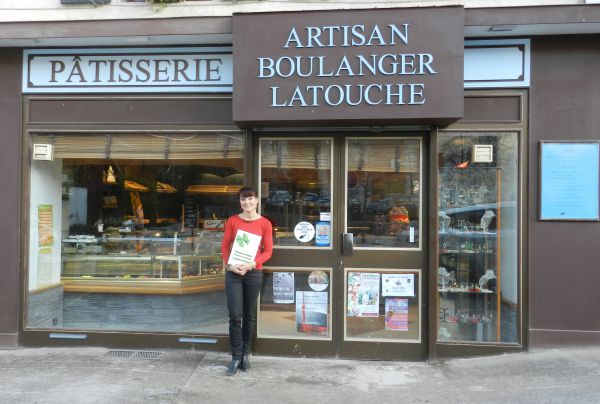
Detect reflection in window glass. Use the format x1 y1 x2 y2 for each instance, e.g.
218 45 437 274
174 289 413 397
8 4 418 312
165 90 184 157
260 139 332 247
27 133 244 333
347 138 421 248
258 269 331 339
345 270 421 342
437 132 519 344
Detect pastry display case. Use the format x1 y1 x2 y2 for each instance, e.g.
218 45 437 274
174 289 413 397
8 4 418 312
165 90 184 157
61 230 225 294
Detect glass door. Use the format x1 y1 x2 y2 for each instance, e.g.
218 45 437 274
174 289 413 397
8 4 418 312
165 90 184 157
256 136 337 357
340 136 426 360
255 134 427 360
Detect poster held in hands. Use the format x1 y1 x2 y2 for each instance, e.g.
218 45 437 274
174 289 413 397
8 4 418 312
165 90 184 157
228 229 262 266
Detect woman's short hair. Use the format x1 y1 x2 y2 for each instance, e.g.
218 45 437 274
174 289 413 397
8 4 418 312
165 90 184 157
239 186 257 199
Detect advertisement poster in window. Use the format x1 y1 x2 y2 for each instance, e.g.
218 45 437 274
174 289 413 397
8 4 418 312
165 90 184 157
273 272 295 304
37 247 53 288
38 204 54 247
347 272 380 317
385 298 409 331
382 273 415 297
296 291 328 336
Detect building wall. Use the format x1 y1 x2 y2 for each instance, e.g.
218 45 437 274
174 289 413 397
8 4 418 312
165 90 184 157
1 6 599 351
0 49 22 348
529 34 600 347
0 1 583 23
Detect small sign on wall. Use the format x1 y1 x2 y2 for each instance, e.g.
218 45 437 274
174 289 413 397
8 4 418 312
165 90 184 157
472 145 493 163
33 144 54 161
539 141 600 221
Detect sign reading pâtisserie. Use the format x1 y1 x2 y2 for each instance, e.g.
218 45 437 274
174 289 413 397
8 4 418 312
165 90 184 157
23 47 232 93
233 7 464 126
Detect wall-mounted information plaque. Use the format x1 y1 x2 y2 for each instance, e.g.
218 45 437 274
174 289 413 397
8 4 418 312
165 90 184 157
539 141 600 221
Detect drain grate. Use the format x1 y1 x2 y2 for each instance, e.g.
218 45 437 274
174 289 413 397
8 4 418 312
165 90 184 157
104 350 165 360
134 351 163 360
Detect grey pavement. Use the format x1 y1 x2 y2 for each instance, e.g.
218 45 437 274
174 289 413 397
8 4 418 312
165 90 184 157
0 346 599 403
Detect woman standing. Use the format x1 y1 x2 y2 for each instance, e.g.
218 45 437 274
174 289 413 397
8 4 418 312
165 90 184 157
221 186 273 376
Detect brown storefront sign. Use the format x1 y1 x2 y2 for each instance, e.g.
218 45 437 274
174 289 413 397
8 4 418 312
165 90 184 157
233 7 464 127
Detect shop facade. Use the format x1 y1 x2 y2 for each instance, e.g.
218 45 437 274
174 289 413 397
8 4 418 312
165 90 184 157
0 3 599 359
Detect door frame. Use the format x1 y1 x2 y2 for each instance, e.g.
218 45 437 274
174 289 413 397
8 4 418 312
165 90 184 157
253 130 430 361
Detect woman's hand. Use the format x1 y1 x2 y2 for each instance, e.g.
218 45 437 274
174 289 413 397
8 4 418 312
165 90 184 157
226 261 255 275
227 263 250 275
237 261 255 273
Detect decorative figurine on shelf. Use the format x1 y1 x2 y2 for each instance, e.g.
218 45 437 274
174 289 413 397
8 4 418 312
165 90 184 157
478 269 497 291
480 209 496 232
438 266 450 292
439 211 451 232
106 165 116 184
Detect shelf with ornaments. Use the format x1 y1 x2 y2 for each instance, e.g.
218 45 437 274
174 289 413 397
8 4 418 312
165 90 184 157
437 167 503 343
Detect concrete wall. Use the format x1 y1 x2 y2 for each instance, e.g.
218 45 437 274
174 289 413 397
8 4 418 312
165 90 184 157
529 35 600 347
0 49 22 348
0 1 582 22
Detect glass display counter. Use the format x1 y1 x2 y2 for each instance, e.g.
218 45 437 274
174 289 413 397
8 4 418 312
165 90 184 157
61 230 225 294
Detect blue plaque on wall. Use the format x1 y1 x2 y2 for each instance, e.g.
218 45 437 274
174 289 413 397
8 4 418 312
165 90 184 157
539 141 599 221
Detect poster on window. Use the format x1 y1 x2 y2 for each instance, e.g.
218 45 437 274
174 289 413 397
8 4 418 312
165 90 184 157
37 247 53 288
273 272 295 304
347 272 380 317
382 274 415 297
295 291 328 336
385 298 409 331
38 204 54 247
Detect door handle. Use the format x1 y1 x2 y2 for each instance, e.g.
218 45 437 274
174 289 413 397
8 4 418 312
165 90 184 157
341 233 354 256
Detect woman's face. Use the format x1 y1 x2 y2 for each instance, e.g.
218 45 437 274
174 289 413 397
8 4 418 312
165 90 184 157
240 195 258 214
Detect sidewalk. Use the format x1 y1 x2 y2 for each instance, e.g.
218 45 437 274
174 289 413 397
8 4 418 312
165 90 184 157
0 346 599 403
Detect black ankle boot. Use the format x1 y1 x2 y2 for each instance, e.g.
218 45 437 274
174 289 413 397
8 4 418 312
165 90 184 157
226 359 241 376
240 354 250 372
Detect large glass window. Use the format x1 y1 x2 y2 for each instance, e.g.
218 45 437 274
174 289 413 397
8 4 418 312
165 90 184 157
260 138 332 247
437 131 520 344
346 138 421 249
27 133 244 333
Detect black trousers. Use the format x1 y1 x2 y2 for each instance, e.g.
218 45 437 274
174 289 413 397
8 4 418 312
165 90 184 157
225 270 264 360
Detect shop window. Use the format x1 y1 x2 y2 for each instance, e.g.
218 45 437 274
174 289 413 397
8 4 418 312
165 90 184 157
260 138 332 248
258 268 332 340
346 138 421 249
436 131 520 344
27 133 244 334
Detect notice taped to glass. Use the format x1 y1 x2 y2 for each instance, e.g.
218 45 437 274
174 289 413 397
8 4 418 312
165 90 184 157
273 272 295 304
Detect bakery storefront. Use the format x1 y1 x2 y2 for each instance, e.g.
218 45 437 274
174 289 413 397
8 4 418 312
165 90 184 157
21 6 527 360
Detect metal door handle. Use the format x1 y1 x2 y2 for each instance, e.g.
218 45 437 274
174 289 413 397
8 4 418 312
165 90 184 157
341 233 353 256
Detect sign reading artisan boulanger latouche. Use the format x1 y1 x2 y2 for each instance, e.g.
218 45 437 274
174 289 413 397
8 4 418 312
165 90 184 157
233 7 464 126
23 47 232 93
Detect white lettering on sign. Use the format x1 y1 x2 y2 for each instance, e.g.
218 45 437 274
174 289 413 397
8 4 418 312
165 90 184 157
23 47 233 93
283 24 409 48
256 23 437 108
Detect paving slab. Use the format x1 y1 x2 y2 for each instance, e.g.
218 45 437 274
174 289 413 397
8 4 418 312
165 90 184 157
0 347 599 403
